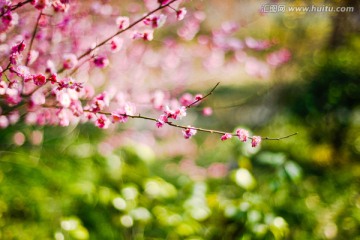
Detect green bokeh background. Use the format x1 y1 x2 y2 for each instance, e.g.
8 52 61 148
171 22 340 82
1 0 360 239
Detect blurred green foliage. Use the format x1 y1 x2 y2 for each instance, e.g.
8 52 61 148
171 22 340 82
1 1 360 240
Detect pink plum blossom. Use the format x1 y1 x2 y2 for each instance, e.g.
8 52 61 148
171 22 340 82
110 37 123 52
202 107 212 116
156 114 168 128
33 74 46 86
236 129 249 142
95 114 111 129
251 136 262 147
52 1 69 12
93 56 109 68
62 53 78 70
56 109 70 127
116 16 130 30
0 81 8 95
0 115 9 128
176 8 187 21
33 0 49 10
182 126 197 139
133 30 154 41
179 93 193 106
221 133 232 141
143 14 166 28
111 104 135 123
267 48 291 67
158 0 171 6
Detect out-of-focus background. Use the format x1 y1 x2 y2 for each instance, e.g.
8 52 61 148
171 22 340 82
0 0 359 239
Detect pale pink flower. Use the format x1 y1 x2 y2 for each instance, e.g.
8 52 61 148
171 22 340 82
57 91 71 108
158 0 171 5
57 109 70 127
236 128 249 142
0 12 18 34
179 93 193 106
25 112 37 125
266 48 291 67
221 133 232 141
62 53 78 70
202 107 212 116
0 81 8 95
11 41 26 54
116 16 130 30
52 1 69 12
245 37 271 50
34 0 49 10
195 94 203 101
27 50 39 65
36 111 47 126
30 91 46 106
90 92 110 112
95 114 111 129
8 111 20 124
143 30 154 41
156 114 168 128
110 37 123 52
5 88 21 105
111 103 135 123
143 14 166 28
69 100 83 117
182 126 197 139
245 57 270 79
174 106 187 120
45 60 56 74
176 8 187 21
207 163 227 178
164 106 175 119
156 121 164 128
0 115 9 128
11 65 32 81
81 85 95 99
93 56 109 68
111 111 128 123
151 90 166 110
133 30 154 41
251 136 262 147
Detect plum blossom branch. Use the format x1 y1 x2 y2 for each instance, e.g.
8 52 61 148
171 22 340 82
57 0 180 74
0 0 32 18
25 11 42 66
0 63 11 75
186 82 220 108
83 82 298 146
93 110 298 142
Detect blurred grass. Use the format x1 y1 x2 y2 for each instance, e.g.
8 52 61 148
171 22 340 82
1 0 360 239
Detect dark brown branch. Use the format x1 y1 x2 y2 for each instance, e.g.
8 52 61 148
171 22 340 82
186 82 220 108
0 0 32 18
25 11 42 66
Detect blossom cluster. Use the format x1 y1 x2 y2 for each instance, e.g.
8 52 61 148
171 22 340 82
0 0 293 147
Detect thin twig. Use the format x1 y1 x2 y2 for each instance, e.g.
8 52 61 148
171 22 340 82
262 132 299 140
69 56 94 76
43 81 298 142
186 82 220 108
0 0 32 18
57 0 180 74
25 11 42 66
0 62 11 75
92 110 298 141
